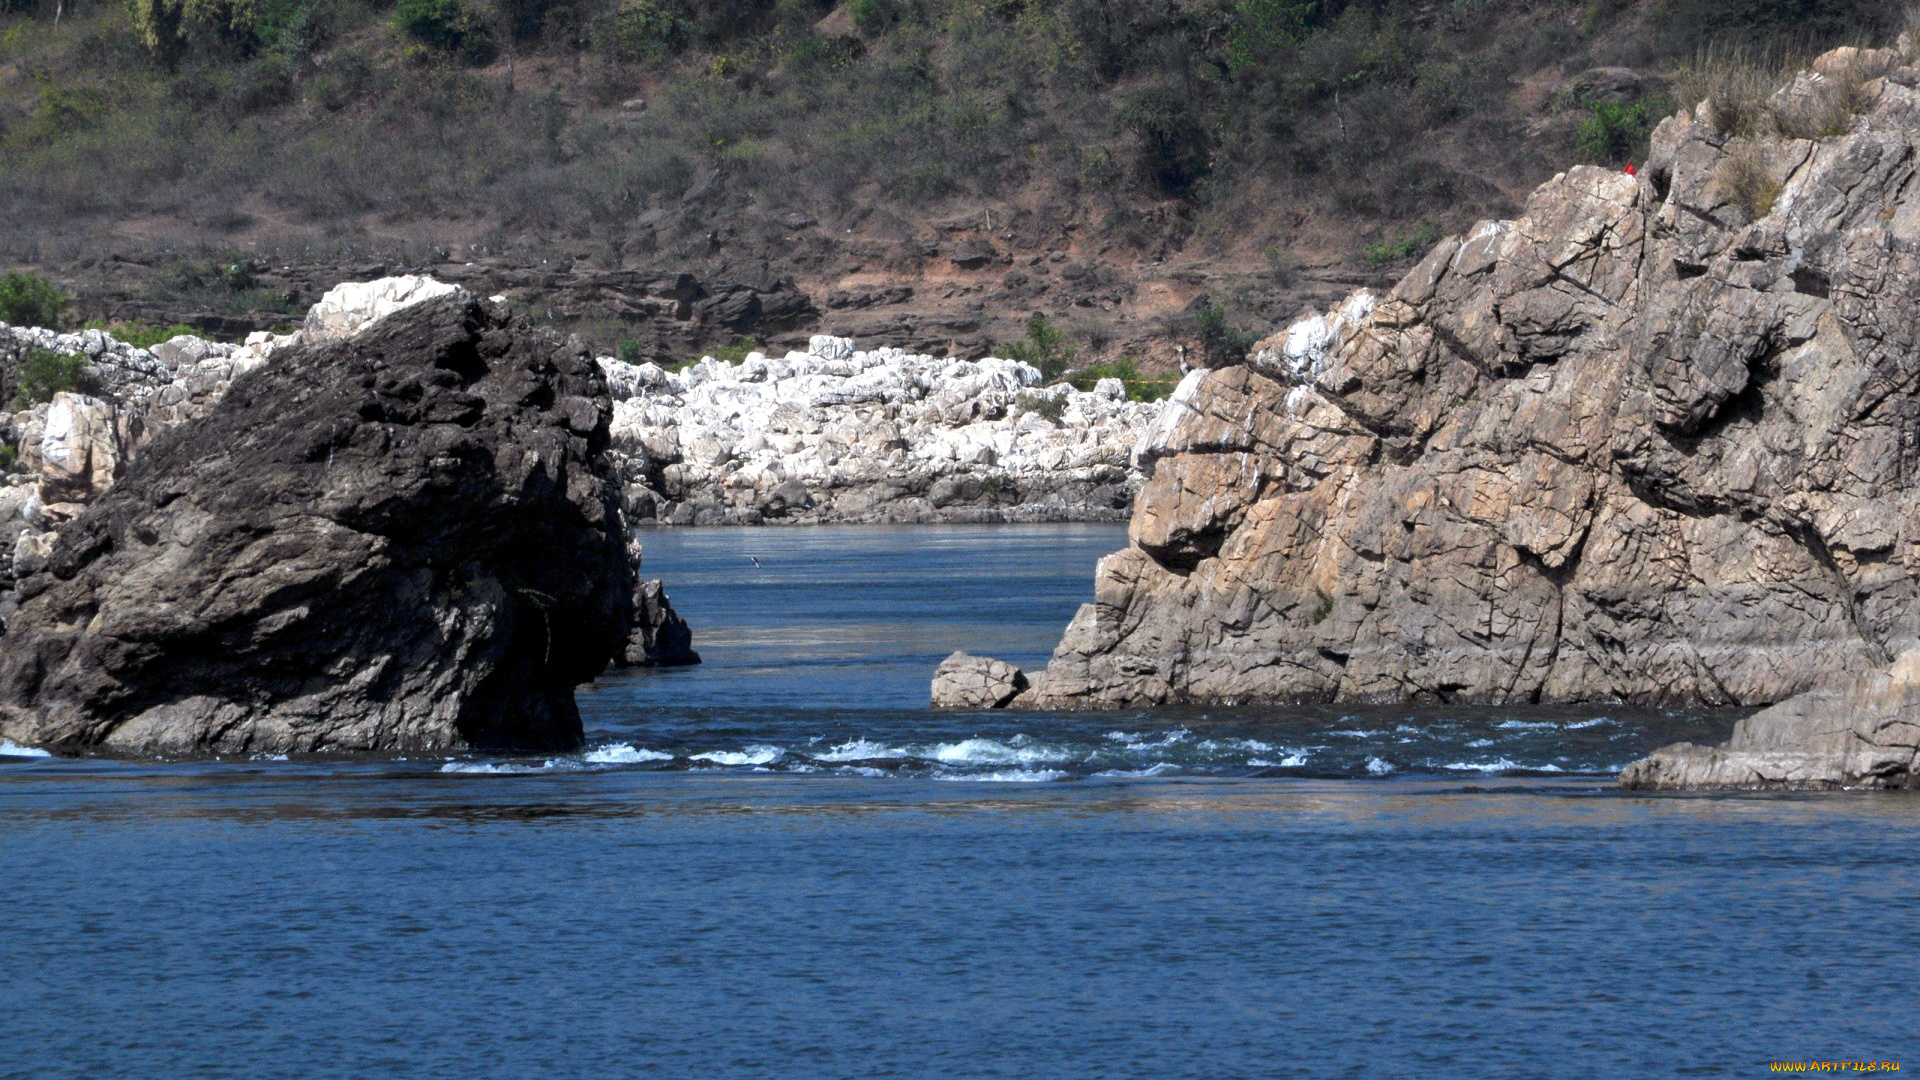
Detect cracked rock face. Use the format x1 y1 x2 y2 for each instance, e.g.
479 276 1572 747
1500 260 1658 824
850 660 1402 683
0 294 632 755
1018 54 1920 744
1620 650 1920 791
931 651 1030 709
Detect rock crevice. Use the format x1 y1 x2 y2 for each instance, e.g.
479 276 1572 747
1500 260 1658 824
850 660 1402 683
992 50 1920 769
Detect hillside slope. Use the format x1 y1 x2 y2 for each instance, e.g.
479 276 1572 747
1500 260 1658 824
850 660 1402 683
1 0 1907 366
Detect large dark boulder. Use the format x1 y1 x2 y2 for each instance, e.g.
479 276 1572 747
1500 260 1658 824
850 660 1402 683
0 294 633 755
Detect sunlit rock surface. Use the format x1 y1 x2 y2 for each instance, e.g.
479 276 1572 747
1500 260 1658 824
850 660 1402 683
600 335 1159 525
1002 48 1920 796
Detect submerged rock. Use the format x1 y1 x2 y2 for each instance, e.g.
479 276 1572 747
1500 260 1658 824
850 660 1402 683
931 651 1029 709
0 294 633 755
1015 49 1920 753
601 335 1157 525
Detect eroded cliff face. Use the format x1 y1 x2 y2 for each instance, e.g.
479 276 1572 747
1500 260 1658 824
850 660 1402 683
0 295 633 755
1022 51 1920 722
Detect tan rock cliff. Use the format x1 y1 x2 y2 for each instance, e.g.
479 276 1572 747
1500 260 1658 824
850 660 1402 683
1002 47 1920 774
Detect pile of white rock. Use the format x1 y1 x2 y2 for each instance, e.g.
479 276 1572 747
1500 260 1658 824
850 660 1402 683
599 335 1162 525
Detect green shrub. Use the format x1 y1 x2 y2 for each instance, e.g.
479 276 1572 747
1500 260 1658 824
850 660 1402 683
1015 389 1068 421
393 0 497 64
617 338 644 365
1003 314 1077 379
1307 586 1334 624
15 77 108 147
0 445 16 472
684 337 760 369
1192 302 1257 368
81 320 201 349
849 0 900 34
1365 220 1442 265
0 272 69 328
1226 0 1315 73
1575 99 1666 165
13 347 90 408
605 0 691 62
1065 357 1177 401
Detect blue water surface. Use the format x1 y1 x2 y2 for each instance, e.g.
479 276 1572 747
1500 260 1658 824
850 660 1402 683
2 524 1915 1079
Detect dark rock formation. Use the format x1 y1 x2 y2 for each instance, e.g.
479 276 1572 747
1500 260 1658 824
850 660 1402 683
0 294 632 755
985 49 1920 751
617 579 701 667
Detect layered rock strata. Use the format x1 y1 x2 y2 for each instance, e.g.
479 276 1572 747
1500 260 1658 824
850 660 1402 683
601 336 1158 525
1621 652 1920 790
977 50 1920 754
0 295 633 754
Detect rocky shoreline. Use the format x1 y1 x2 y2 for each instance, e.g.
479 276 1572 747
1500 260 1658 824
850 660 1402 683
938 46 1920 791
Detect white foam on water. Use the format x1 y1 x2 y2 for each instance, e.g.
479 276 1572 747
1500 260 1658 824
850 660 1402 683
1439 758 1560 773
0 740 53 758
837 766 890 778
1496 720 1558 731
690 745 783 766
933 768 1067 783
1095 762 1180 778
1249 753 1309 768
1102 729 1192 750
811 738 909 762
1365 756 1396 776
1565 717 1611 730
251 753 290 762
439 761 549 774
1195 737 1276 755
1466 738 1495 748
930 737 1071 765
1334 730 1387 739
583 743 675 764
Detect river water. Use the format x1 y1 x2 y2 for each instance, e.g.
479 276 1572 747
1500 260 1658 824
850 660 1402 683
3 524 1917 1077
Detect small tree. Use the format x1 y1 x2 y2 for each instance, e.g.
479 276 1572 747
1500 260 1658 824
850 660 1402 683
1193 302 1256 368
393 0 497 64
1575 99 1665 165
0 271 69 328
1004 314 1077 379
604 0 690 61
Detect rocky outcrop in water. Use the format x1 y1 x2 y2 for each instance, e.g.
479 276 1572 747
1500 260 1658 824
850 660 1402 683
930 651 1030 709
1621 652 1920 790
0 294 633 755
977 49 1920 769
601 336 1158 525
618 579 701 667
